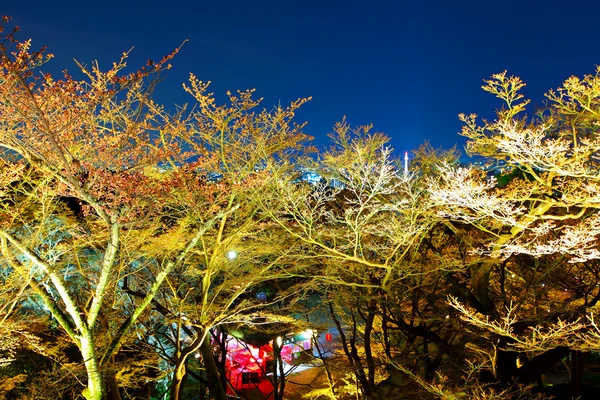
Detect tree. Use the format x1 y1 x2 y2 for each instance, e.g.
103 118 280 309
263 121 464 399
132 79 311 400
0 19 310 399
0 22 198 398
429 69 600 396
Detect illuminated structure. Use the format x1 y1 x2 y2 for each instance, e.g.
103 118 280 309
293 165 345 188
222 330 314 395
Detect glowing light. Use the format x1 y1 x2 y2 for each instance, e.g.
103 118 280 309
226 250 238 260
300 329 314 339
276 336 283 347
195 352 200 358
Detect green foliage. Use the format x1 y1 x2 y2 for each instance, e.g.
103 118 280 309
494 167 533 188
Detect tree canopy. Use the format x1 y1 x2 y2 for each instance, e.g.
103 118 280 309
3 17 600 400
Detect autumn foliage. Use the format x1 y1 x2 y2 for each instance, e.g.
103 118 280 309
5 15 600 400
0 16 310 400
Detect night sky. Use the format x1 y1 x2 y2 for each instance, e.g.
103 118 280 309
4 0 600 155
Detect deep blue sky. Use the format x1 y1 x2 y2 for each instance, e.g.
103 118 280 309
4 0 600 155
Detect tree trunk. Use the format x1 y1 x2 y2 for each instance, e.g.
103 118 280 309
313 334 336 398
363 302 376 389
349 334 370 394
105 371 122 400
170 357 188 400
495 348 518 387
213 329 229 394
200 335 227 400
471 262 495 315
272 337 285 400
329 302 370 396
570 350 586 399
515 346 569 384
80 335 105 400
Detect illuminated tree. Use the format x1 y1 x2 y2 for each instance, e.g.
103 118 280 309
429 69 600 395
263 122 468 398
0 19 310 400
131 82 311 400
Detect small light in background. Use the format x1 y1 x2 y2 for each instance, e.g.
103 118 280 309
302 329 314 339
226 250 238 261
